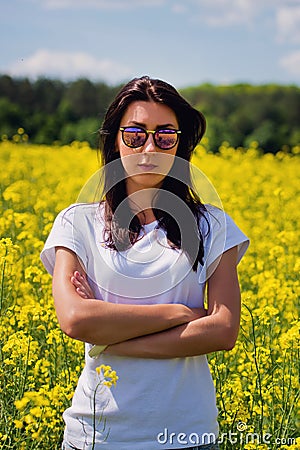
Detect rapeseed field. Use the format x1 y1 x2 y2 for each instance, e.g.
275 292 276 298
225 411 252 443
0 135 299 449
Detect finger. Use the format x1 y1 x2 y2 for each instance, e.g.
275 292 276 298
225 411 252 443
72 272 94 298
71 276 83 288
74 271 86 281
76 287 88 299
74 279 90 296
78 277 92 293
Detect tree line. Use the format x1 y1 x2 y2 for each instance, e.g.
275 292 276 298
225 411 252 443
0 74 299 153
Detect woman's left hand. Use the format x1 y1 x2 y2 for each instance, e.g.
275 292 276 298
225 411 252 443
71 271 94 299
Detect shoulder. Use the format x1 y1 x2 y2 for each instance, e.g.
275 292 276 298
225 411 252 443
201 204 248 240
198 204 226 235
200 204 244 233
199 203 249 268
203 204 225 220
50 202 105 237
41 203 103 275
56 202 103 223
58 202 101 216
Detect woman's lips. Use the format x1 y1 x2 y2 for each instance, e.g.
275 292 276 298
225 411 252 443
137 163 158 172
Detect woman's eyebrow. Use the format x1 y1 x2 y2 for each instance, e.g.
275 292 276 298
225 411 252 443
128 121 177 129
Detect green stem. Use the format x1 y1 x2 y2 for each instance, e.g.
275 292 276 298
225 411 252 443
244 305 264 440
0 247 8 314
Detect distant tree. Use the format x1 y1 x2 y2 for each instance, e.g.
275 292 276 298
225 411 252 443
21 112 61 144
59 118 100 147
204 116 227 151
57 98 77 123
0 97 23 137
64 79 99 119
181 83 300 152
18 78 35 113
33 78 64 114
0 76 299 152
290 129 300 146
94 82 121 119
0 75 17 102
244 120 278 152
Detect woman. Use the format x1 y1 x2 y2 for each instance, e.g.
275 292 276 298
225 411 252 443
41 76 249 450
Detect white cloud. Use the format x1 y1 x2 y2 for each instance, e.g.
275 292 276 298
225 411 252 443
280 50 300 76
5 50 133 83
276 6 300 43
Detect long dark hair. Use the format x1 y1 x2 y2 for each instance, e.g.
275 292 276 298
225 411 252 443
98 76 208 271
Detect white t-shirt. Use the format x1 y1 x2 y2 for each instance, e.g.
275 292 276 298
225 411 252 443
41 202 249 450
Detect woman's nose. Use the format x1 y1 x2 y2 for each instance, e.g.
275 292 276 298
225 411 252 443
142 133 156 152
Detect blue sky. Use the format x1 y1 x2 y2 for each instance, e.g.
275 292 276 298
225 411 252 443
1 0 300 88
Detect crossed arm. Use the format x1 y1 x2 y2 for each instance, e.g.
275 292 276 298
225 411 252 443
52 245 241 358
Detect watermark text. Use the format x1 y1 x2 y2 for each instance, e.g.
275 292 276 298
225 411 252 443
157 425 296 446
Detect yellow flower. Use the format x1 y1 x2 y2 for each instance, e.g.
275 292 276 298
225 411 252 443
15 397 30 410
14 420 24 429
96 364 119 388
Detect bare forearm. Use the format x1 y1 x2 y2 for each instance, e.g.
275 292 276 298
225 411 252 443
59 297 199 345
52 247 202 345
53 275 200 344
105 310 239 358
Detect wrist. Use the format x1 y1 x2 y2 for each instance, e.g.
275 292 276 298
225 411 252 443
176 304 196 324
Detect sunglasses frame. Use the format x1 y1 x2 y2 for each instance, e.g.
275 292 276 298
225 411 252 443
119 126 181 150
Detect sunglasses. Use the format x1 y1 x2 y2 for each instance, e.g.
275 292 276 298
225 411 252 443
119 126 181 150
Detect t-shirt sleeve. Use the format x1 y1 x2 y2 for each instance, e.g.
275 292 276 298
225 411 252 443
40 205 88 276
199 206 249 282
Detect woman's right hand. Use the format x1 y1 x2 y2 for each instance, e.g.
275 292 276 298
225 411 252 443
71 271 94 299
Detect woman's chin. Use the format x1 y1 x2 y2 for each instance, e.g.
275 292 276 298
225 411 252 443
126 172 166 191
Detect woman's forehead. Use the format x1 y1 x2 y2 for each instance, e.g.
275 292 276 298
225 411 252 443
122 101 178 127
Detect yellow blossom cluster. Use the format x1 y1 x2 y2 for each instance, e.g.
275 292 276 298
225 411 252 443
0 140 299 449
96 364 119 388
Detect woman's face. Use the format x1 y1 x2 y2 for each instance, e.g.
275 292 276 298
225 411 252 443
115 101 179 194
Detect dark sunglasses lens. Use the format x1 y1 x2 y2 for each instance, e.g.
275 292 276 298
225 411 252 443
122 127 146 148
155 130 178 149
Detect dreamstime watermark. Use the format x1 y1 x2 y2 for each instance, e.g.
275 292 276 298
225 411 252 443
156 422 296 446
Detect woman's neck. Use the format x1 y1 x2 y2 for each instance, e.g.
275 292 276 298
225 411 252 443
137 209 157 225
126 185 158 225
